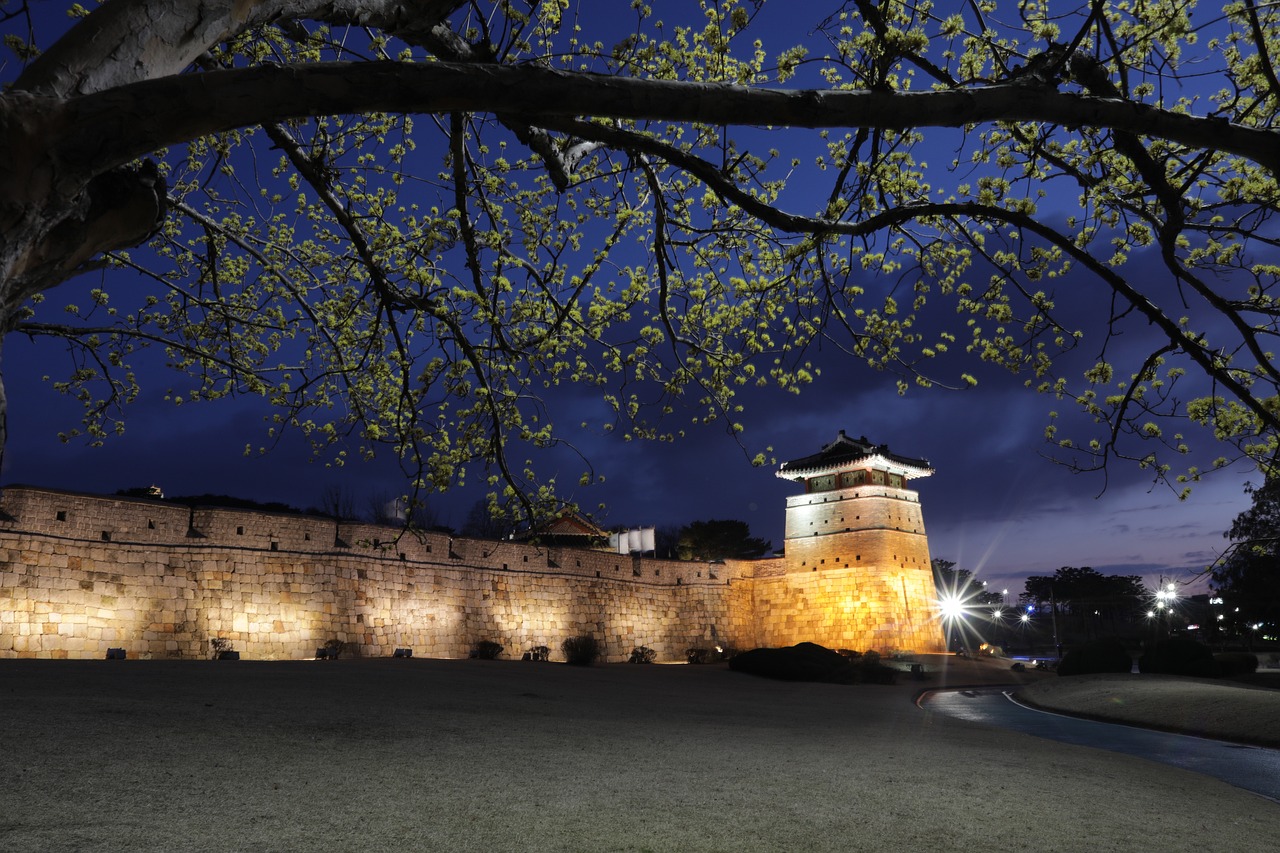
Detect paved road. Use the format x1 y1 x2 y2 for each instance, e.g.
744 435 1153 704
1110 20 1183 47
921 687 1280 803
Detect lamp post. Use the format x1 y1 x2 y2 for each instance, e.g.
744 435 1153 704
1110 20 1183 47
1049 586 1061 661
1150 581 1179 638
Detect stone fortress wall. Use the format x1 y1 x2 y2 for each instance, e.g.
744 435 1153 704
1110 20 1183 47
0 484 944 661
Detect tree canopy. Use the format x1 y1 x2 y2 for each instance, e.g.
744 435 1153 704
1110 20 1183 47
931 558 1002 605
3 0 1280 525
676 518 770 560
1022 565 1146 636
1212 477 1280 630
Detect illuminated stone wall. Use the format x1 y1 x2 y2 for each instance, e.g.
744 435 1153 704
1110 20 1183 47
0 485 940 661
744 567 942 653
782 485 930 573
0 486 756 661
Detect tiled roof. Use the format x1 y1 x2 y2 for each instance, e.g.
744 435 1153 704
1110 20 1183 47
776 430 933 479
515 508 608 541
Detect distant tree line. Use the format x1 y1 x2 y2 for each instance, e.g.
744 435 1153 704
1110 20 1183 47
931 560 1002 606
1212 478 1280 638
1021 566 1146 639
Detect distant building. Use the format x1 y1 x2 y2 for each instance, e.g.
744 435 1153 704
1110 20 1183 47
516 508 610 549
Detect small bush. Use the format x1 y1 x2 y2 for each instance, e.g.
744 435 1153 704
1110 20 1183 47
686 647 711 664
1215 651 1259 677
523 645 550 662
210 638 233 660
629 646 656 664
1139 637 1221 678
562 635 600 666
856 655 899 685
1057 638 1132 677
315 639 345 660
471 640 503 660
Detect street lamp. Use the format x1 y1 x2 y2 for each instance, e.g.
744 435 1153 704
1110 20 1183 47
1152 582 1179 636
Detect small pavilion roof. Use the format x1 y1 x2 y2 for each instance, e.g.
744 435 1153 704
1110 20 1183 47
518 508 609 541
776 430 934 481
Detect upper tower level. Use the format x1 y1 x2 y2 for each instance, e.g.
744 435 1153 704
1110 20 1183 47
776 430 933 494
775 430 934 573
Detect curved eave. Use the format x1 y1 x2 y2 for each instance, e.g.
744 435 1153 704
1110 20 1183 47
776 453 934 482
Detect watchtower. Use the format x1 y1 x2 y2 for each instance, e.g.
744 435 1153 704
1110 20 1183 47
771 430 944 653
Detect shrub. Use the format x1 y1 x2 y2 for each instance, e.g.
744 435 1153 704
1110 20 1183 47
470 640 503 660
856 654 899 685
562 635 600 666
523 645 550 662
729 642 857 684
210 638 233 660
1139 637 1221 678
1215 651 1259 677
1057 638 1133 677
315 639 345 660
629 646 656 664
686 647 716 664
